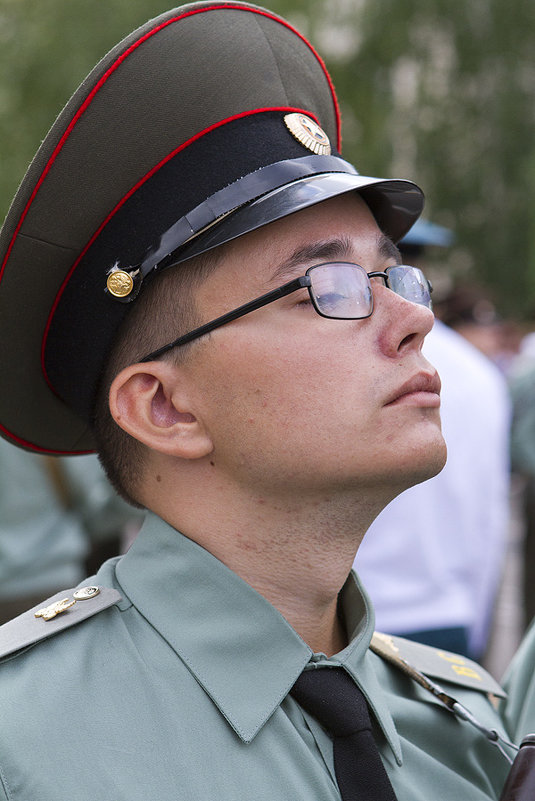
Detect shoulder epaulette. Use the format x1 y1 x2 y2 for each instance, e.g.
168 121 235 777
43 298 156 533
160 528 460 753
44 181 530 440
371 631 505 698
0 585 122 661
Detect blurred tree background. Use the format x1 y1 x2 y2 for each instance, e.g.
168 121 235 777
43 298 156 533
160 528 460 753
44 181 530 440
1 0 535 318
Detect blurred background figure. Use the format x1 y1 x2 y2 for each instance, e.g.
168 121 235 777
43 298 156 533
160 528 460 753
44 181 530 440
508 333 535 633
354 218 512 663
0 438 143 624
434 283 524 375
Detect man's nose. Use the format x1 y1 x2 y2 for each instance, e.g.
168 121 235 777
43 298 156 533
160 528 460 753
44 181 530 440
373 283 435 358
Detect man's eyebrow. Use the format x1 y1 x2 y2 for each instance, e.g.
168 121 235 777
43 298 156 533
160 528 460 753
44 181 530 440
269 233 402 285
378 234 402 264
269 237 354 283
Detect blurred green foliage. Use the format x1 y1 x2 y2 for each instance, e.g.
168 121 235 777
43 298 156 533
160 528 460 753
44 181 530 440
1 0 535 317
0 0 170 208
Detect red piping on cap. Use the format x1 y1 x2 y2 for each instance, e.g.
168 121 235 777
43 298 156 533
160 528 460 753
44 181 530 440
0 5 341 287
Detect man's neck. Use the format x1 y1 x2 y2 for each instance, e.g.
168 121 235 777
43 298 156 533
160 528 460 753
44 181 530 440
150 473 391 657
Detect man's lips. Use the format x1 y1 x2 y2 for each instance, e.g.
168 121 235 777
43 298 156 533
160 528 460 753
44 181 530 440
385 372 442 406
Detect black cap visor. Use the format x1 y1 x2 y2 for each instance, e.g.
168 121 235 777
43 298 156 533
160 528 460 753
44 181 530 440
146 168 424 276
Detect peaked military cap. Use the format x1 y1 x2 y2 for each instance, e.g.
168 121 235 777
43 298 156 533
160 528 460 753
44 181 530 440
0 0 424 455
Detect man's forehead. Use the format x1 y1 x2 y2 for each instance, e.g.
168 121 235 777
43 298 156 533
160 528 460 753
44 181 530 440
221 193 397 281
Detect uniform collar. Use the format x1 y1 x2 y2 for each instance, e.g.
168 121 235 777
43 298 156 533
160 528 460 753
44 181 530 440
115 512 400 760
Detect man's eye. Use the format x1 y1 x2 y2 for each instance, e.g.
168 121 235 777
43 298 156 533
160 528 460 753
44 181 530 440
294 291 313 307
315 292 345 312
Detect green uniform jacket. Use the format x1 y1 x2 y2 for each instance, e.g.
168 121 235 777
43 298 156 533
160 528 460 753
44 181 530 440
501 615 535 742
0 514 512 800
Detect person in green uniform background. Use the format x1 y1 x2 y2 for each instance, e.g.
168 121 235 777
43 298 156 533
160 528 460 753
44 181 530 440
0 439 144 624
0 2 530 799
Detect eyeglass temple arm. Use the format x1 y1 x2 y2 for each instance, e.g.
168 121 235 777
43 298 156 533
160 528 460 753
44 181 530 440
140 275 311 362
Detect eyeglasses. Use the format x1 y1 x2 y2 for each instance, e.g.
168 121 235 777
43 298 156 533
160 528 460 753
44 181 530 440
140 261 432 362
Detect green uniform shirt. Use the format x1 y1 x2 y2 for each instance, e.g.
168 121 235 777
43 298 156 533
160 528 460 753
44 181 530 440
0 513 511 800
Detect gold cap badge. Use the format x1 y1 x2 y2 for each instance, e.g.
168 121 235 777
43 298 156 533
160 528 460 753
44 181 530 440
284 113 331 155
34 586 101 621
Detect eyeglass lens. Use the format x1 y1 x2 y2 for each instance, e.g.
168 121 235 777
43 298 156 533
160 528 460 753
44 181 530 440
308 262 431 320
309 263 373 319
385 265 432 308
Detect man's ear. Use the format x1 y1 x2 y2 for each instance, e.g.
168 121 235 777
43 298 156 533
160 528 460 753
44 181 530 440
108 361 213 459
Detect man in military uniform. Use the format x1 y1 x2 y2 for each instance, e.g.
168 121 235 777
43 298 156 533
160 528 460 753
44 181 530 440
0 3 525 799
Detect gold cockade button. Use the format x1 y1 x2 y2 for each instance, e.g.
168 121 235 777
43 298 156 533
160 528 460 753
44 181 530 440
106 269 134 298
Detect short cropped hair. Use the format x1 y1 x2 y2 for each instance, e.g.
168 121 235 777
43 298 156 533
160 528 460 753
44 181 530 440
93 249 220 506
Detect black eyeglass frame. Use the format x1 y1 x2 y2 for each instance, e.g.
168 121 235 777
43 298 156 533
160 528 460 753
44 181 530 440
140 262 431 362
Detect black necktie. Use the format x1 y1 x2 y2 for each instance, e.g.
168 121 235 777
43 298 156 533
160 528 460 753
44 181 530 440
290 667 398 801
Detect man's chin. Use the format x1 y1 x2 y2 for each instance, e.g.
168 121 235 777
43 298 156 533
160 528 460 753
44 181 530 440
388 436 448 495
408 438 448 487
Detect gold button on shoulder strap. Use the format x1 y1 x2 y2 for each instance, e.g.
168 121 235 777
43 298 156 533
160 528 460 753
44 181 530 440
34 587 101 621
